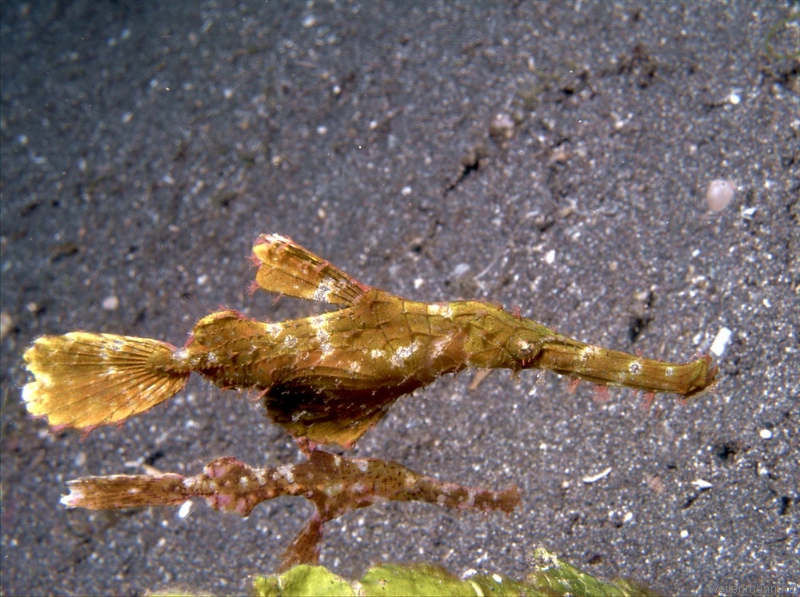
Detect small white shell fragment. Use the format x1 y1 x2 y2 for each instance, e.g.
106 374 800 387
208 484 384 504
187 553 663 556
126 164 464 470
710 327 733 357
582 467 612 484
680 529 689 538
706 179 736 212
692 479 713 490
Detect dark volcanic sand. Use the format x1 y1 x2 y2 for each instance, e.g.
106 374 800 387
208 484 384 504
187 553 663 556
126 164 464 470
1 2 797 595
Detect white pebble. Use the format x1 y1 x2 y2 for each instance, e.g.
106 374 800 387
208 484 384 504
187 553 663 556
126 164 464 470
0 311 13 340
691 478 713 490
709 327 732 357
177 500 193 519
680 529 689 538
451 263 471 277
759 429 773 440
101 295 119 311
706 179 736 212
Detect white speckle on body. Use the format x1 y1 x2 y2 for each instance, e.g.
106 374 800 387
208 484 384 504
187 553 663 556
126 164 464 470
291 409 309 423
628 360 643 375
465 489 477 508
427 303 453 318
428 337 449 361
391 341 419 368
174 348 189 363
60 490 83 508
274 465 295 484
311 317 334 356
264 323 283 339
312 277 336 302
324 482 344 497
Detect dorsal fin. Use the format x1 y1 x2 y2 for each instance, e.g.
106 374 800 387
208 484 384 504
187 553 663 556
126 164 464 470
251 234 367 306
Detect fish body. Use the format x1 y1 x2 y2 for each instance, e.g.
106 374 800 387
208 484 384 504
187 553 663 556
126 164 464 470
22 234 717 447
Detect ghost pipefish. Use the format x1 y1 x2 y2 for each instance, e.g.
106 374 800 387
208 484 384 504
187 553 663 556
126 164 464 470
22 233 717 448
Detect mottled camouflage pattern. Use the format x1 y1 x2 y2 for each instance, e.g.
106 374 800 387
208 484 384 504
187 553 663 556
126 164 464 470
62 451 520 570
